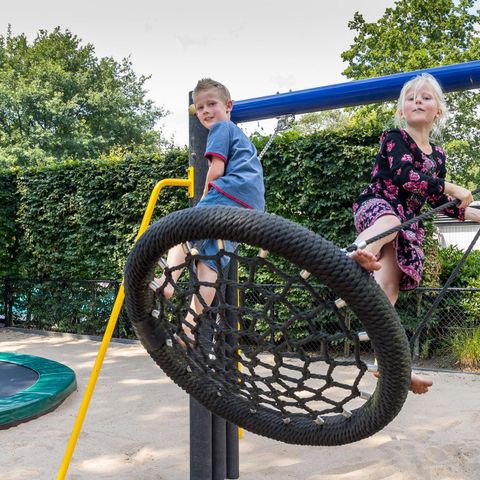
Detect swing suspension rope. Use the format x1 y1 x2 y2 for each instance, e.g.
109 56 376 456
346 186 480 253
257 114 295 160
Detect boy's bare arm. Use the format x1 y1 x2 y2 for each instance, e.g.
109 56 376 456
202 156 226 197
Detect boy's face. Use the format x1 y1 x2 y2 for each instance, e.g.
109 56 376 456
194 88 233 129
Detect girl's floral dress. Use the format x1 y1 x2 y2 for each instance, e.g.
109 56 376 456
353 128 465 290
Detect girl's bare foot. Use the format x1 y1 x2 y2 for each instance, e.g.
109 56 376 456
409 373 433 394
373 371 433 395
350 249 382 272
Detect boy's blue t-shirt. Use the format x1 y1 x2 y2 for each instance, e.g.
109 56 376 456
204 121 265 211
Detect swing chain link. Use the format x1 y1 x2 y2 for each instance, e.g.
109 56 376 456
258 114 295 160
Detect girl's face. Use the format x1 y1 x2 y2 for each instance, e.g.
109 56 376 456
400 83 441 129
194 89 233 130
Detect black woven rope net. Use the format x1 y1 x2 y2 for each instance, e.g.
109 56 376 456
124 206 411 446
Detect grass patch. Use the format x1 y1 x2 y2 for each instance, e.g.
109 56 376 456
450 326 480 370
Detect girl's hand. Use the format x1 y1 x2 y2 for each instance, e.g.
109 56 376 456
453 186 473 209
445 182 473 209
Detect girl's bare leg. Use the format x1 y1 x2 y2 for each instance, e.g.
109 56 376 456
372 241 402 305
372 241 433 394
350 214 400 272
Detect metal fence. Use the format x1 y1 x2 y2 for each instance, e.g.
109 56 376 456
242 285 480 372
0 277 133 339
397 287 480 370
1 277 479 371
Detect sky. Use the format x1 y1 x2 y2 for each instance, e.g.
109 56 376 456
3 0 397 146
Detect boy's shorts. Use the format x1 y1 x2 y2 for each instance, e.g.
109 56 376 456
195 189 244 273
193 238 238 273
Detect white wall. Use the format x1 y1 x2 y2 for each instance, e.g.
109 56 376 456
436 223 480 250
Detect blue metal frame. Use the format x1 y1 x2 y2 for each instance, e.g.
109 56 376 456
231 61 480 123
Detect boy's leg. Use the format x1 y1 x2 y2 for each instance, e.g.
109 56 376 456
155 244 187 299
179 260 219 346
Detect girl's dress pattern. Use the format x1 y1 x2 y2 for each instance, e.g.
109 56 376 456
353 128 465 291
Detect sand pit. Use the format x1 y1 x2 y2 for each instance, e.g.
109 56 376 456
1 327 479 480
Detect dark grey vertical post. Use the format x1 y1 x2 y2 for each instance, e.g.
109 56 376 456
189 93 209 207
190 396 213 479
225 261 240 479
188 91 213 480
212 415 227 479
226 422 240 479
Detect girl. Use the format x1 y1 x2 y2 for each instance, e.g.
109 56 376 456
350 73 480 394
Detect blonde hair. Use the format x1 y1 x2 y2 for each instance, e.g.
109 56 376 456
395 73 448 140
193 78 231 104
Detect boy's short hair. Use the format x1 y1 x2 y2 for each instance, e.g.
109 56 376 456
193 78 231 104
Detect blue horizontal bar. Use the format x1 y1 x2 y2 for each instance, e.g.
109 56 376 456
231 61 480 123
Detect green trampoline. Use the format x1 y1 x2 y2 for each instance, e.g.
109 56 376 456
0 352 76 429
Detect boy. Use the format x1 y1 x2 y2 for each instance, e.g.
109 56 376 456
157 78 265 346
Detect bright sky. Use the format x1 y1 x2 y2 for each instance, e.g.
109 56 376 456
3 0 396 146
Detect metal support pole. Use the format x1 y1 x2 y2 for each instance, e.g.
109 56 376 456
226 422 240 479
231 60 480 123
225 261 240 479
190 396 213 478
212 415 227 480
188 90 213 480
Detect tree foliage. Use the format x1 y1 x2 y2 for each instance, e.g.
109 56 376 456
291 110 350 135
0 27 166 167
341 0 480 187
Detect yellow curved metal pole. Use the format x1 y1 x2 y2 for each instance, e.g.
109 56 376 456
57 167 194 480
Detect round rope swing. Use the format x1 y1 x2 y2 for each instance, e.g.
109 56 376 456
124 207 413 446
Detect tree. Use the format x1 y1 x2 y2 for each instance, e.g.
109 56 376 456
0 27 167 167
292 110 350 135
341 0 480 188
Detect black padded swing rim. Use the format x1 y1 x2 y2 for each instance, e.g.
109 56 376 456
124 206 411 446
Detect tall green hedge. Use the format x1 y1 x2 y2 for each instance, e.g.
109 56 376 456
0 170 18 274
4 148 189 279
1 127 384 280
259 128 379 246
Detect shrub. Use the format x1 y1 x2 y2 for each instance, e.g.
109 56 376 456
450 326 480 370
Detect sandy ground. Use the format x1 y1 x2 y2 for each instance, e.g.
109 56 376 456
1 327 480 480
